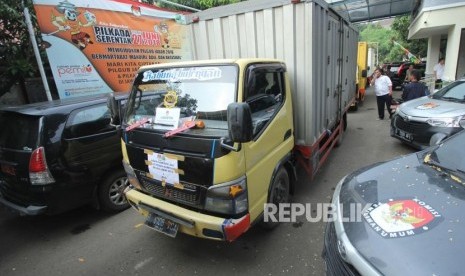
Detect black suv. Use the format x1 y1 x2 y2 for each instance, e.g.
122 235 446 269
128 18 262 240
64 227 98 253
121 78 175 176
0 94 129 215
390 62 427 90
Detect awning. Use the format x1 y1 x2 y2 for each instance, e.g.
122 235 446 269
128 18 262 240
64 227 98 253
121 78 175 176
328 0 417 23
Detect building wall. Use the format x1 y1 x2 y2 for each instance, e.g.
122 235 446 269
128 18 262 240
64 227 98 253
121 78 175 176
409 4 465 81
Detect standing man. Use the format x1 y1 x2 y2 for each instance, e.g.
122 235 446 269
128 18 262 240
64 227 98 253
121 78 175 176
402 70 429 101
434 58 445 89
370 68 393 120
404 64 414 82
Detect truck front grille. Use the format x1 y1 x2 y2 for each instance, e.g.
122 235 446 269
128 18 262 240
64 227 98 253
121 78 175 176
137 173 204 207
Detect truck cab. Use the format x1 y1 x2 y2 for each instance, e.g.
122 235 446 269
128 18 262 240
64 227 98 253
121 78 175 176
117 59 295 241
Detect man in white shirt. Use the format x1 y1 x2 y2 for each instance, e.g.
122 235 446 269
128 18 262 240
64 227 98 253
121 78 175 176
433 58 445 88
370 68 393 120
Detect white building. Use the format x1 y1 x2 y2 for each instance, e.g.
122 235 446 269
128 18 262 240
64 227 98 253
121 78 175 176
409 0 465 81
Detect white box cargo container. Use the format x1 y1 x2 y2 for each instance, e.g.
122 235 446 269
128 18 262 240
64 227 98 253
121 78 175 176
186 0 357 146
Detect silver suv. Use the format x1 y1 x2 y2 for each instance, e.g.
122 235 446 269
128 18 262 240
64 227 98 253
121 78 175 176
391 79 465 149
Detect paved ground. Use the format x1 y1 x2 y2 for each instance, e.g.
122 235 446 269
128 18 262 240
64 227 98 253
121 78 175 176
0 88 414 276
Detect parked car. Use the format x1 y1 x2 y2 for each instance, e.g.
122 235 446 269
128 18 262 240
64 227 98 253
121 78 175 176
391 61 427 90
391 79 465 149
0 93 130 215
323 127 465 275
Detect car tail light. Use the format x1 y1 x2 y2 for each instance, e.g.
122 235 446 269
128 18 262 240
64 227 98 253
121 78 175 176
29 147 55 185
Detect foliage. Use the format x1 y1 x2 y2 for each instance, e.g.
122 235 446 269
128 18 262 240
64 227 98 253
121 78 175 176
358 22 398 65
0 0 45 97
356 15 428 65
143 0 243 11
391 15 428 59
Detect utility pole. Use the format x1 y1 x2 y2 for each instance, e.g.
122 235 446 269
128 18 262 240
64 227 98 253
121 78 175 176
23 0 53 101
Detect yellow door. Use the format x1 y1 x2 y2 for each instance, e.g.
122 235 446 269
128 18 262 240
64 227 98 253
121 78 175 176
242 64 294 221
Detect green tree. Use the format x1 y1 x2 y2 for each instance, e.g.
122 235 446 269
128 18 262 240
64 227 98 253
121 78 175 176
0 0 43 98
357 16 428 64
358 22 397 64
143 0 243 11
391 15 427 60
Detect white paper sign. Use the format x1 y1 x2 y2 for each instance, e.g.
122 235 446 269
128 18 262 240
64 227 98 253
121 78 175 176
147 153 180 185
154 107 181 130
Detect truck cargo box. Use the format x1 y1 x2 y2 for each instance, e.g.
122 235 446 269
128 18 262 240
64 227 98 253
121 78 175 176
186 0 357 146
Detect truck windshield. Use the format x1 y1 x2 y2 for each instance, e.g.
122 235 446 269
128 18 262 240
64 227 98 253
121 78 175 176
124 65 237 132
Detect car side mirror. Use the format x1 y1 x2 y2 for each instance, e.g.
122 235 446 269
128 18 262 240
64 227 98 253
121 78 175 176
107 93 120 126
361 69 368 78
460 120 465 129
429 133 448 147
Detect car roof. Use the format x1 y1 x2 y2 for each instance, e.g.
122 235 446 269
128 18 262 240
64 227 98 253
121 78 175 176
0 92 129 117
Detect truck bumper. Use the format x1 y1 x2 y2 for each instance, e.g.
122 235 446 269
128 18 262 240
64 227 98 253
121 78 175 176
125 188 250 241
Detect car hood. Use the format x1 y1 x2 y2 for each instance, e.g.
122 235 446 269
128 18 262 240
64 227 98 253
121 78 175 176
339 153 465 275
399 97 465 118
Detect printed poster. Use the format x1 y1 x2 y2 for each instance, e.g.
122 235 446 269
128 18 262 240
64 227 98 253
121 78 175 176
32 0 192 99
147 152 180 185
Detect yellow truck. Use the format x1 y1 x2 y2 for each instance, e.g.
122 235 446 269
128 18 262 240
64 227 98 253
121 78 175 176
352 41 369 111
109 0 357 241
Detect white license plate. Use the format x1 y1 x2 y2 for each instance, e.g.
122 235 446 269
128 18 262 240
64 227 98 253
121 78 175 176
145 213 179 238
397 129 413 141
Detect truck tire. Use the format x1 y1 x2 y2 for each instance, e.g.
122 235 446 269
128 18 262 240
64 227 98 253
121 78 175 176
98 171 130 212
350 101 358 111
260 167 290 230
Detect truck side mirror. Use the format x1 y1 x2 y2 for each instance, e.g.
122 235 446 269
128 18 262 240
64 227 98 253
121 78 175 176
107 93 120 126
361 69 368 78
227 102 253 143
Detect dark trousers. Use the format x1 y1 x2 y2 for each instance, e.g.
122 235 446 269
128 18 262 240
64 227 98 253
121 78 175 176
376 94 392 119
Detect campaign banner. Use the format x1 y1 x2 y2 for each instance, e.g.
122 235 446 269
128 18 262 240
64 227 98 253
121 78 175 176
33 0 192 98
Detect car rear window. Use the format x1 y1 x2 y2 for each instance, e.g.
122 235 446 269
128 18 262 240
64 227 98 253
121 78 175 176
0 112 41 150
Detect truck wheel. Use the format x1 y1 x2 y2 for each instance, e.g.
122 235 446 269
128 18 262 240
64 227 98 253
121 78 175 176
98 171 130 212
350 101 358 111
260 168 290 230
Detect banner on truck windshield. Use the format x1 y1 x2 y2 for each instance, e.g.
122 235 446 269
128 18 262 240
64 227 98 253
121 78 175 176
33 0 191 99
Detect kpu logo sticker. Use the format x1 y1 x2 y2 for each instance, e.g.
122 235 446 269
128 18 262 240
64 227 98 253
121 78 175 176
416 102 439 110
363 198 443 238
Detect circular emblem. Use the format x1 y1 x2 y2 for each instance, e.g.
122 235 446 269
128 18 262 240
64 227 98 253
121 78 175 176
163 91 178 108
363 198 443 239
416 102 439 110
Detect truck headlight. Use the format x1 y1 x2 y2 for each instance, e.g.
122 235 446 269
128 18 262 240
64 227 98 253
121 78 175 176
426 116 464 127
205 176 248 215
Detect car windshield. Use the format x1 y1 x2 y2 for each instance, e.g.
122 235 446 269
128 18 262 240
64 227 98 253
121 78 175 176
124 65 237 132
424 130 465 177
432 81 465 102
